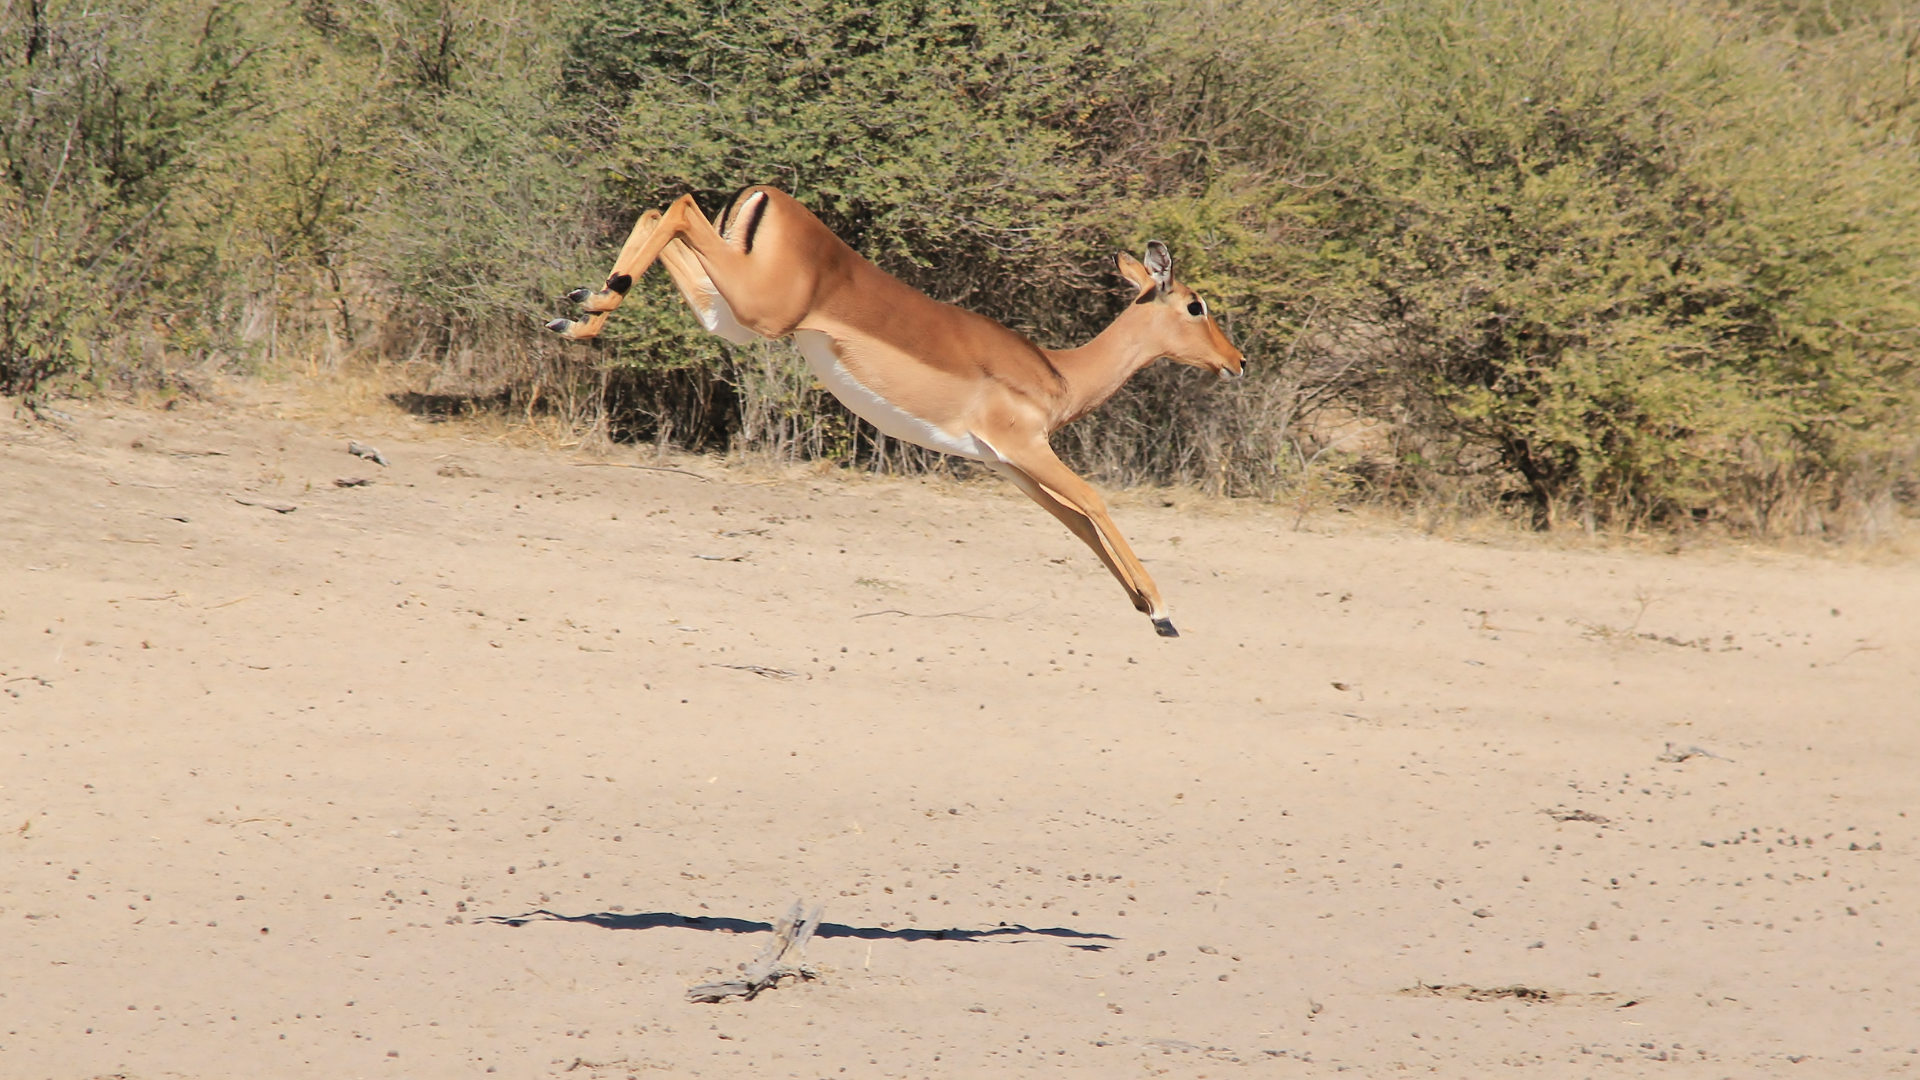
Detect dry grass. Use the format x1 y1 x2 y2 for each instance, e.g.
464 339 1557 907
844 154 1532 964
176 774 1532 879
158 359 1916 566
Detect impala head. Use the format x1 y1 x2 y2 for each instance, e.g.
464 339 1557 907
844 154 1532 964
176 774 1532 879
1116 242 1245 378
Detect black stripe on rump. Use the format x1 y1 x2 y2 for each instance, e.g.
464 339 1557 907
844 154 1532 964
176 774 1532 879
736 191 770 255
718 185 759 243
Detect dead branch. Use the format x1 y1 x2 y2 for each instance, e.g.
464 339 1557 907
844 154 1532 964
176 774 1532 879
853 607 992 620
714 664 807 680
571 461 711 481
1657 743 1732 763
686 901 823 1003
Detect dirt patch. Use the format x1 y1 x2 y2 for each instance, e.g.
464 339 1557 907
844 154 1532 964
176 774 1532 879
2 388 1917 1076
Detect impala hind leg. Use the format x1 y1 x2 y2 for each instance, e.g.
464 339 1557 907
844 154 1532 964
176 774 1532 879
548 195 736 341
546 210 665 340
991 445 1175 637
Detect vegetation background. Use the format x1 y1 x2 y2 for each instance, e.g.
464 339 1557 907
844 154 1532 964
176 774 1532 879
4 0 1917 537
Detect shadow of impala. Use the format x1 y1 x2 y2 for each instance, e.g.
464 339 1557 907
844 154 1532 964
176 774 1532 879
478 908 1118 948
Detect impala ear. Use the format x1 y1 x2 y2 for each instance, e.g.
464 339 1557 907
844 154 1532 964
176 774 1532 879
1143 241 1173 291
1115 251 1158 300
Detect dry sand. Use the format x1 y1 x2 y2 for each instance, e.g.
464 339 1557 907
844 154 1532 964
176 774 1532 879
3 388 1917 1078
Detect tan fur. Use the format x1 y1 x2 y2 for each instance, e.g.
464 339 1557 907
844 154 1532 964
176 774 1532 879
550 186 1244 634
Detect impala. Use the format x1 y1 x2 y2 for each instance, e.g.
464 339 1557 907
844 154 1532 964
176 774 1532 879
548 186 1244 637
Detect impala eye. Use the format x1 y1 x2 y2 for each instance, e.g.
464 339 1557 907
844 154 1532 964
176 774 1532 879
1186 300 1205 317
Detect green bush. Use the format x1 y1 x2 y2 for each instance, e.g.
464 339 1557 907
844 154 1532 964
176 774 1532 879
0 0 266 394
1306 0 1920 529
565 0 1128 334
4 0 1915 538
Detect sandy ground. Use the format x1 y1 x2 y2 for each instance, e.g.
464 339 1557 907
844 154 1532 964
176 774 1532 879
2 386 1917 1079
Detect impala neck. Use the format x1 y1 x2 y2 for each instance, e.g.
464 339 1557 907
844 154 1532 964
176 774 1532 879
1045 305 1167 425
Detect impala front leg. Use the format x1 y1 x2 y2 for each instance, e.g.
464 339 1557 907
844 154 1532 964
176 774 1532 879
993 442 1176 637
992 461 1143 605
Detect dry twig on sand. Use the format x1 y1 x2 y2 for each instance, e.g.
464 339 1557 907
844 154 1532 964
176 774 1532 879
853 607 992 620
714 663 807 680
571 461 710 481
1400 981 1635 1008
1542 807 1610 825
686 901 823 1003
1657 743 1731 763
23 401 77 425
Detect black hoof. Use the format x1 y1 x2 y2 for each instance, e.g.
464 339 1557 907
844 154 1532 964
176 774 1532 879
565 287 591 304
1152 617 1179 638
545 318 572 334
607 273 633 295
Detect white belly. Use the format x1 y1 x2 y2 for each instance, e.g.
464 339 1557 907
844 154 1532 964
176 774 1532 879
792 329 997 462
661 240 760 345
692 280 759 346
691 286 756 343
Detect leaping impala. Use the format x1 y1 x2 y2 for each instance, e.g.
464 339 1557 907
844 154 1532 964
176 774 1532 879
547 186 1244 638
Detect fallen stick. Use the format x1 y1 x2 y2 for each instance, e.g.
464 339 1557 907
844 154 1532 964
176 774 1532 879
1657 742 1732 763
714 664 807 681
854 607 992 620
687 901 823 1003
27 402 78 424
572 461 710 481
